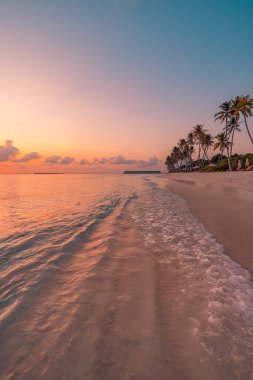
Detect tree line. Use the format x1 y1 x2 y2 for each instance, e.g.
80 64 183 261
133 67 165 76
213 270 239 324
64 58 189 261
165 95 253 172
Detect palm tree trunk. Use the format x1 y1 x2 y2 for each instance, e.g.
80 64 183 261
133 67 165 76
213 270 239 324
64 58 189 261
227 148 232 171
230 128 235 159
200 150 205 168
205 148 209 161
224 116 228 139
218 149 224 164
244 115 253 144
201 148 209 165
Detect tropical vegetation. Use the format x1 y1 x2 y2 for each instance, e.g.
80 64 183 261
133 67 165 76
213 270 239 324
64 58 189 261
165 94 253 172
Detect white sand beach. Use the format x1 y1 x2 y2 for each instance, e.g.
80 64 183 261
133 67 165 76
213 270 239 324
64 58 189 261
160 172 253 276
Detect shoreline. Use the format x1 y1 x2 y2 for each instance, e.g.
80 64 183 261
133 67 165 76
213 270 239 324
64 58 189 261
160 172 253 277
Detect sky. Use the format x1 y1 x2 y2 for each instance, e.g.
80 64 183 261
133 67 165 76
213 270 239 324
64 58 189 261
0 0 253 173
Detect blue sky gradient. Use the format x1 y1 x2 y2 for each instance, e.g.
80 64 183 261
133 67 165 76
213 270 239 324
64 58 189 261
0 0 253 171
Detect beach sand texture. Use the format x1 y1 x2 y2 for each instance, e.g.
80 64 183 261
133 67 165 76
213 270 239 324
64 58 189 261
160 172 253 276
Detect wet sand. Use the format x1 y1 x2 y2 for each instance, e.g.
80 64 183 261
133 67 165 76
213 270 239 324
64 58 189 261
161 172 253 276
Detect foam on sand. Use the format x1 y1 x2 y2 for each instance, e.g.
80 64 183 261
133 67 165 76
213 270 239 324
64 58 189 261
133 178 253 378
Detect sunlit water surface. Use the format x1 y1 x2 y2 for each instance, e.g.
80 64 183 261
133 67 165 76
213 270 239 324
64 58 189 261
0 174 140 323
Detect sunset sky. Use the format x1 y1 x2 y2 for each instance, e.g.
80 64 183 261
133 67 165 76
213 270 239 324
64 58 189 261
1 0 253 173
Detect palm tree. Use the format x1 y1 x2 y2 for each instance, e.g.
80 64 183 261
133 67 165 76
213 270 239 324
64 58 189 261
232 95 253 144
171 146 182 171
214 100 235 162
227 115 241 159
178 140 190 171
201 133 214 162
177 139 187 150
187 132 194 147
214 132 232 170
192 124 207 166
187 132 195 169
215 100 233 139
165 155 175 172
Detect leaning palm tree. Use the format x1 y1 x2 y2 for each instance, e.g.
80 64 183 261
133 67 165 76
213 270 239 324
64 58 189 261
214 132 232 170
192 124 207 166
232 95 253 144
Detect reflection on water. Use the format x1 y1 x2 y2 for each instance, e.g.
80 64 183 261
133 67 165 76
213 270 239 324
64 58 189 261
0 174 140 324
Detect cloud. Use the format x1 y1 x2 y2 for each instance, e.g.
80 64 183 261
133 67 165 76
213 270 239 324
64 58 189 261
107 155 160 167
0 140 19 162
45 155 61 164
136 156 160 167
77 155 161 167
98 157 109 164
0 141 161 169
109 156 137 165
60 156 74 165
79 158 91 165
45 155 74 164
13 152 41 162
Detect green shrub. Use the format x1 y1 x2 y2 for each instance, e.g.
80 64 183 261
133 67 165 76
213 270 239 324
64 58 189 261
217 161 229 171
210 154 226 164
202 165 216 172
231 157 240 170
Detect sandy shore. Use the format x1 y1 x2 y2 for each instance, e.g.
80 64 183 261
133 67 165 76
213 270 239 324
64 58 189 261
160 172 253 276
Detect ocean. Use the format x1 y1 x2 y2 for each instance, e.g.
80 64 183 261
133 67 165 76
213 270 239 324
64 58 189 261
0 174 253 379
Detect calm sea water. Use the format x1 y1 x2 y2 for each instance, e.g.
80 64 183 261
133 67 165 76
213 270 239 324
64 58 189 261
0 174 140 322
1 174 253 379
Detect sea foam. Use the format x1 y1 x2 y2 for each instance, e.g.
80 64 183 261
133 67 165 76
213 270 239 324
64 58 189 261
133 178 253 378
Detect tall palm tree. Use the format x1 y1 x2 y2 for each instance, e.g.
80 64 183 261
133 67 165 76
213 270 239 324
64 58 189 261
187 132 195 169
177 139 189 171
192 124 207 166
232 95 253 144
214 132 232 170
227 115 241 159
214 100 235 162
201 133 214 162
178 138 194 171
171 146 182 171
215 100 233 139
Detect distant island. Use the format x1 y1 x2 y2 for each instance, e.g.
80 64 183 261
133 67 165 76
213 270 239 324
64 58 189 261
124 171 161 174
33 172 63 175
